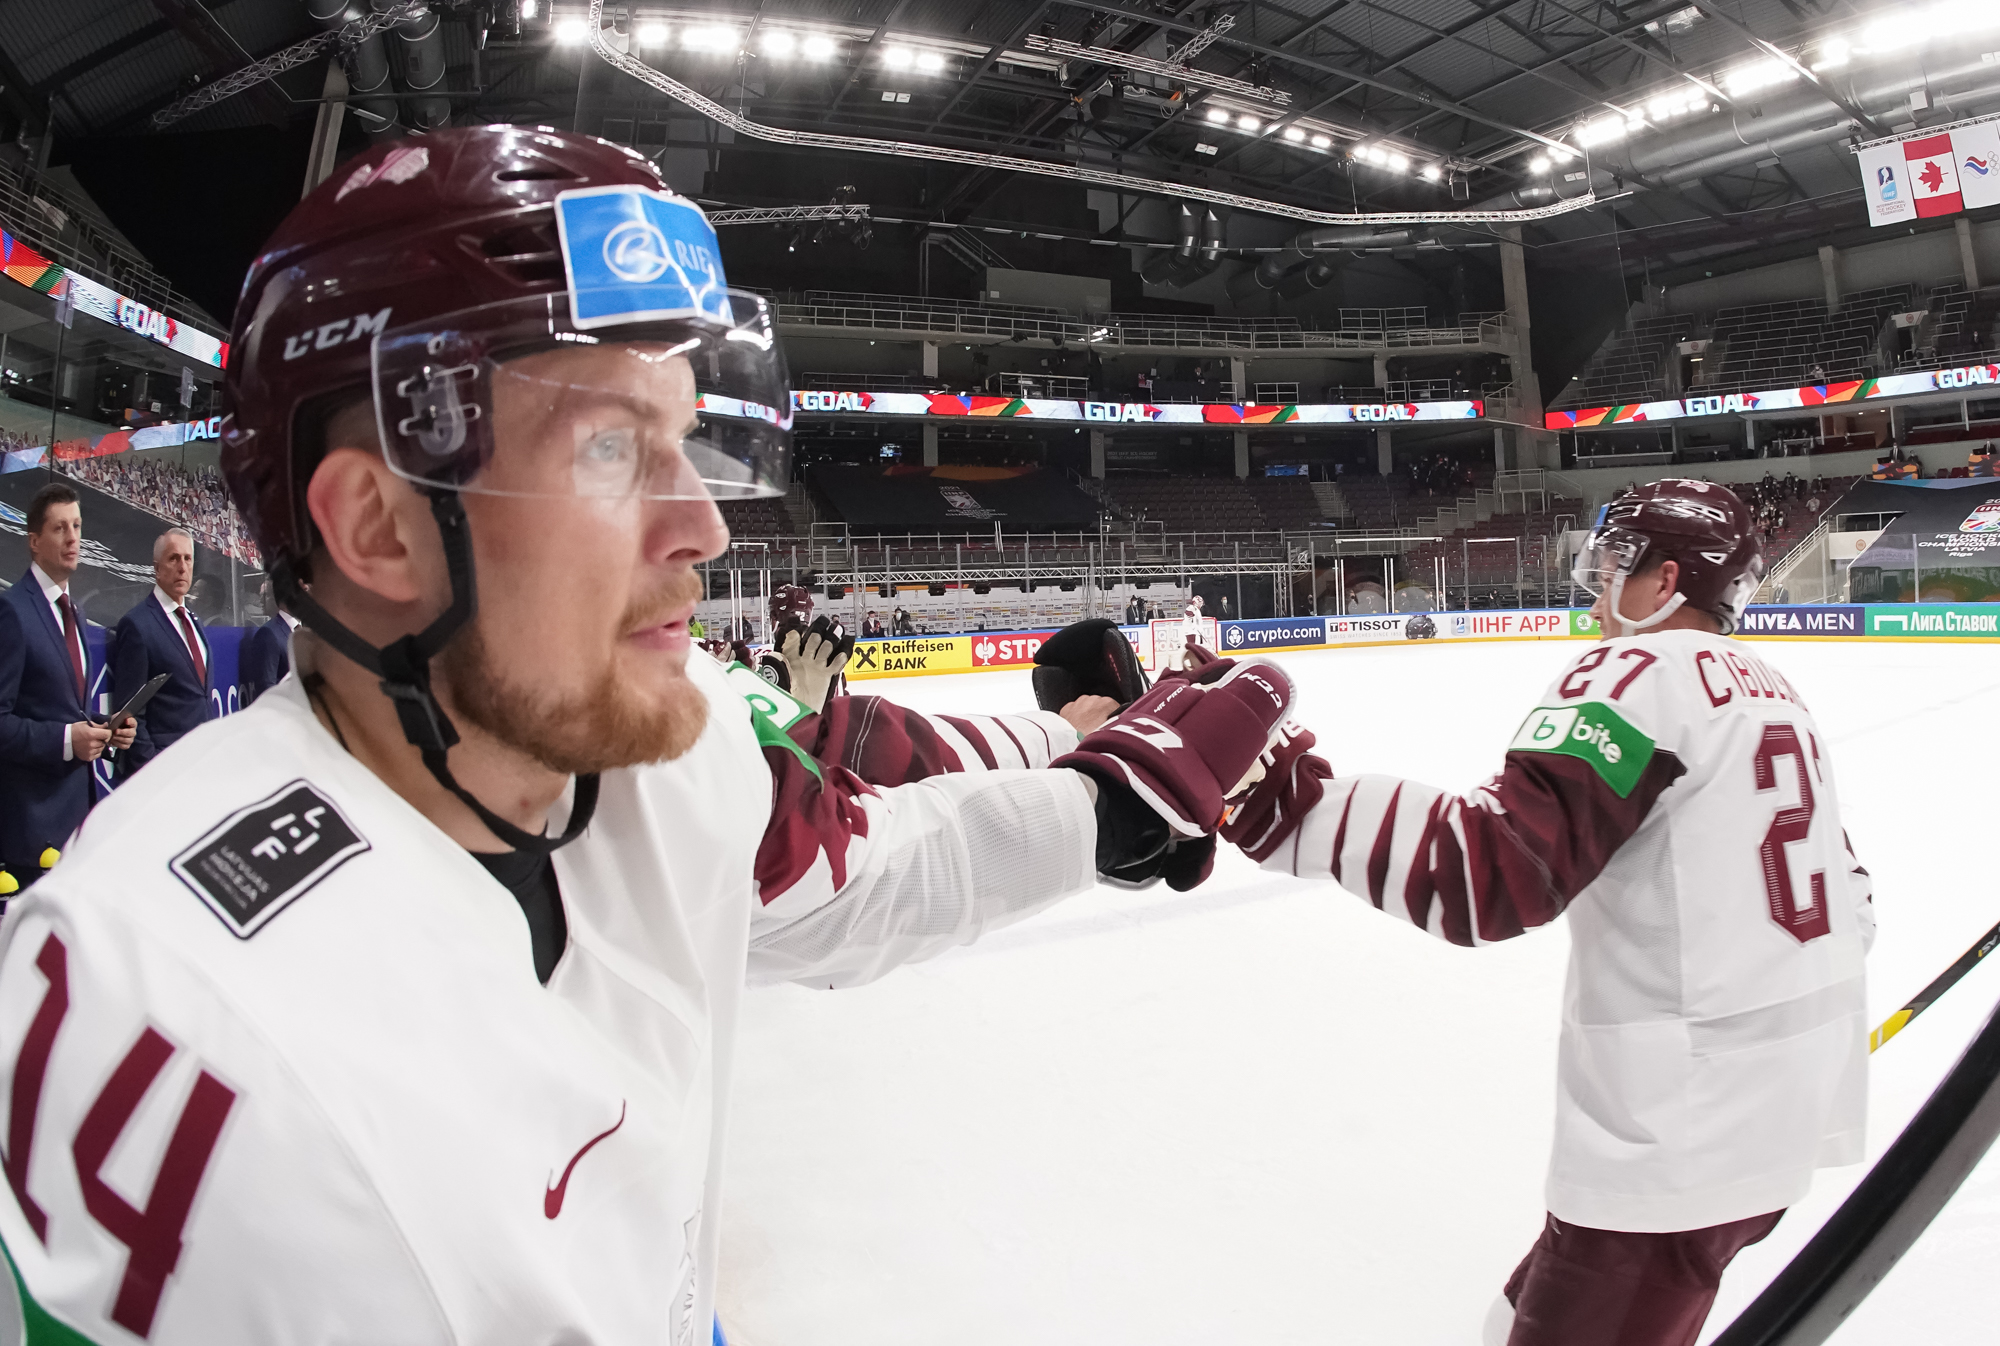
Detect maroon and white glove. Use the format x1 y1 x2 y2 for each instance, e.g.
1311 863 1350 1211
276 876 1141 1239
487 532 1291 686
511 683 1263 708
1054 656 1296 883
1220 722 1332 864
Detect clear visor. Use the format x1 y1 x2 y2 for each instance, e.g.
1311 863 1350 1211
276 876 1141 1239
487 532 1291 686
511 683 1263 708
1570 524 1650 597
370 289 790 501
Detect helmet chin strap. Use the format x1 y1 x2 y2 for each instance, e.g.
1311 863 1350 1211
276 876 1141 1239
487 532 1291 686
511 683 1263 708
1606 571 1687 638
273 488 599 854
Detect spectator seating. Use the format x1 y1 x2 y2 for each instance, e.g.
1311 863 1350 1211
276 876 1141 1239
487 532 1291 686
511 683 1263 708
1904 419 2000 448
1241 477 1325 531
1554 313 1695 408
57 454 260 564
716 495 796 539
1101 476 1266 532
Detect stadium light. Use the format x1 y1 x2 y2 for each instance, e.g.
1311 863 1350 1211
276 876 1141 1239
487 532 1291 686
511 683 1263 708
520 0 536 17
636 23 670 46
916 51 945 73
1309 133 1332 149
1528 155 1551 174
1205 107 1230 125
761 30 794 56
682 25 737 52
1238 114 1261 132
801 33 837 59
883 46 915 69
1812 37 1850 69
1385 151 1408 171
555 16 589 43
1282 126 1306 143
1419 164 1442 181
1718 56 1799 97
1576 114 1629 146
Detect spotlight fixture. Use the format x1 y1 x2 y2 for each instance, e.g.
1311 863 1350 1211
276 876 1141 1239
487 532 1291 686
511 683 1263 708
1385 151 1408 171
1238 114 1261 132
916 51 945 73
1419 164 1442 182
1309 133 1331 149
682 25 737 52
1205 107 1230 125
1281 127 1305 143
635 22 669 45
761 30 794 56
884 47 914 69
1527 155 1551 174
555 16 588 43
520 0 536 18
801 33 837 59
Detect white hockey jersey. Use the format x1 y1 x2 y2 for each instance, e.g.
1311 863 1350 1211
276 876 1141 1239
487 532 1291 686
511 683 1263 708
0 649 1095 1343
1231 629 1874 1232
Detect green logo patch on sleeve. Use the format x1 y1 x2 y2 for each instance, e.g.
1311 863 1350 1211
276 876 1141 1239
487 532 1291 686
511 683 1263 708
1508 701 1655 798
723 663 822 781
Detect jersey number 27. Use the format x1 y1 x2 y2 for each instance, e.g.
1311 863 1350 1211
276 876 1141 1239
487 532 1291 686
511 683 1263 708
1754 723 1830 944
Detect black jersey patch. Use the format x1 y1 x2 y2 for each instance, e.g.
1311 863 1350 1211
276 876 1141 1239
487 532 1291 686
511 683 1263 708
171 781 370 938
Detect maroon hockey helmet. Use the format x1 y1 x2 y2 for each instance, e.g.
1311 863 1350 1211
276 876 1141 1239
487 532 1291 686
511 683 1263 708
768 583 815 631
1573 479 1763 634
220 126 788 571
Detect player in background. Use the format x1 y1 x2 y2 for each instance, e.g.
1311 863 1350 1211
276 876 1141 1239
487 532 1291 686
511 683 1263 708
752 584 852 715
0 129 1298 1344
1220 480 1873 1346
1180 593 1206 670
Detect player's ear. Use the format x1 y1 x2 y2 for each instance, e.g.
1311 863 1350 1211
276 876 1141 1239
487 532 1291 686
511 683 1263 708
305 447 429 606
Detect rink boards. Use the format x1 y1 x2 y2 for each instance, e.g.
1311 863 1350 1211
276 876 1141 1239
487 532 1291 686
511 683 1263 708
844 603 2000 680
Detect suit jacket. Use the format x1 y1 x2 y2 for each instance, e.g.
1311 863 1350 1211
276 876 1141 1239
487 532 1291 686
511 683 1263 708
0 571 99 876
239 614 292 705
111 593 215 773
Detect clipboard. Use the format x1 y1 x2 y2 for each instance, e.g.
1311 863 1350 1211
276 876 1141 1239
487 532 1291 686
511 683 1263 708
99 673 170 728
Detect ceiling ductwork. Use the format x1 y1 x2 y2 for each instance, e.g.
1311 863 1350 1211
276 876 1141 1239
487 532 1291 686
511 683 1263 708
1228 224 1424 300
1141 205 1227 289
386 0 452 132
1601 50 2000 186
307 0 401 140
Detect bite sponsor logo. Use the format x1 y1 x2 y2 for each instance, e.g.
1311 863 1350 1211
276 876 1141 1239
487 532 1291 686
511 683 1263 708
1509 702 1655 798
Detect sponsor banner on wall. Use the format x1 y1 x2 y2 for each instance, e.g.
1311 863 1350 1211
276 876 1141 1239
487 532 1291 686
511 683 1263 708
6 415 227 467
1735 605 1866 636
1442 610 1575 640
845 635 972 678
1220 617 1331 651
1545 360 2000 431
791 389 1484 425
969 631 1051 668
1864 605 2000 637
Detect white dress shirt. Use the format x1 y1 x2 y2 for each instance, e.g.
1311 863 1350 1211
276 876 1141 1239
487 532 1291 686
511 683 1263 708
154 585 209 673
31 563 82 763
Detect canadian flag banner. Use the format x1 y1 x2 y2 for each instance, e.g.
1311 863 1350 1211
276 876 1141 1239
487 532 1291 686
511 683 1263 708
1904 133 1964 217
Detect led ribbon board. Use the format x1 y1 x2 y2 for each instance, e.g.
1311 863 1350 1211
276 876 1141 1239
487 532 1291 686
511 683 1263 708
791 391 1486 425
1546 362 2000 431
0 228 228 368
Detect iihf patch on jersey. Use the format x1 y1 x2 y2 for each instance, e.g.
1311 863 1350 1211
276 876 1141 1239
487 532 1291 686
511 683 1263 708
171 781 370 938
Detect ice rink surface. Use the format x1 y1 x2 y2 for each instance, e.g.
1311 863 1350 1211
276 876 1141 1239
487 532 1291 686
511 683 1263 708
717 638 2000 1346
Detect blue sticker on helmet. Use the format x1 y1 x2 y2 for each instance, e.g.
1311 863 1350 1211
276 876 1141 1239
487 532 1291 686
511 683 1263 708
553 186 733 330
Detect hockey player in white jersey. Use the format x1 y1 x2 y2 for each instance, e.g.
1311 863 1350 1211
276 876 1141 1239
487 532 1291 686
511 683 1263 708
0 128 1297 1345
1180 593 1206 669
1220 480 1873 1346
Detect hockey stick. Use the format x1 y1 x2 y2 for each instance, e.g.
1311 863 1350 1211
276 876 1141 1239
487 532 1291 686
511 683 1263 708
1870 919 2000 1052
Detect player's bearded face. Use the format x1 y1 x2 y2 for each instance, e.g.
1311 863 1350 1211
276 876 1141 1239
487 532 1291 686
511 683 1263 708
438 346 728 773
440 566 710 774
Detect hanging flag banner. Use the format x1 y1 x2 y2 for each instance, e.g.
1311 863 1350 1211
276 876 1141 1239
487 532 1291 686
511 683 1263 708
1856 141 1915 227
1955 119 2000 211
1857 116 2000 225
1904 133 1963 217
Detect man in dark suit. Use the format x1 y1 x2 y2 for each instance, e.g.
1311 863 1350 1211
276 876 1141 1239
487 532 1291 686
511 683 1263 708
111 527 216 776
0 482 133 890
239 586 297 705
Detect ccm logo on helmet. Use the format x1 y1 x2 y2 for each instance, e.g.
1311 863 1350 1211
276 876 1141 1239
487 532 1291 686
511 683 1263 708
282 307 393 361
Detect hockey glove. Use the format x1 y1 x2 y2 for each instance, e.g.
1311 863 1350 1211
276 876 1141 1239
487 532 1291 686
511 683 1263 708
1219 722 1332 864
779 616 854 716
1055 656 1296 884
1032 617 1150 715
